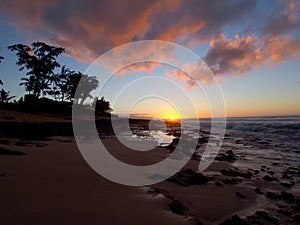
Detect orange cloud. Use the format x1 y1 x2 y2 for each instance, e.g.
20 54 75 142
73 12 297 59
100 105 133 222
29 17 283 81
0 0 258 63
1 0 300 83
204 33 300 77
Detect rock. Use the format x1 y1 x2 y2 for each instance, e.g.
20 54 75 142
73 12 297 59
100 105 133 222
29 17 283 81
262 175 279 182
255 188 263 194
265 191 281 200
169 199 186 215
282 173 293 180
292 212 300 221
167 169 213 186
281 191 295 203
255 211 279 224
223 178 242 185
280 182 293 188
219 214 250 225
267 170 275 176
236 192 246 199
0 147 26 155
262 175 273 182
277 208 291 216
220 168 252 179
215 150 237 161
215 181 223 187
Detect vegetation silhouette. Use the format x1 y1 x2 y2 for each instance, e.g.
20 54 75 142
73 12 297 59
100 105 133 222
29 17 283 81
0 41 112 116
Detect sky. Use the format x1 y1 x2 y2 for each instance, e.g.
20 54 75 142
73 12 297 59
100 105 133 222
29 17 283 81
0 0 299 118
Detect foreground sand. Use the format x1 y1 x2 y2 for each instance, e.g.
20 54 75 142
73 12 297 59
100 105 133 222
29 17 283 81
0 137 195 225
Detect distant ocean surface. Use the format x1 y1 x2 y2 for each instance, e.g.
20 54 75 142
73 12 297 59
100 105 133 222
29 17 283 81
128 116 300 165
186 116 300 160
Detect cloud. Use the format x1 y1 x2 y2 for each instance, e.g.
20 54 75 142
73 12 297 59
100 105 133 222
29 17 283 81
0 0 299 81
116 62 161 77
263 0 300 36
165 61 219 89
0 0 258 63
204 33 300 77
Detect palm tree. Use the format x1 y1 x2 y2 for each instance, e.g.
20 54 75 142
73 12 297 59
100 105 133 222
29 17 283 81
20 76 35 95
51 66 74 102
66 72 99 104
0 89 15 103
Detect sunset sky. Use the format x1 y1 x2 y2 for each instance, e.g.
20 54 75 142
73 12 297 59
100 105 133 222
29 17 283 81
0 0 299 118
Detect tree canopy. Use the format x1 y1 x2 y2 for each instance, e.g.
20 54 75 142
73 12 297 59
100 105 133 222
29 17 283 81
8 42 65 99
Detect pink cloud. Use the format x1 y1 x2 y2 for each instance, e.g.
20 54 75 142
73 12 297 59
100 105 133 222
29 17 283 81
0 0 258 63
0 0 299 82
204 33 300 77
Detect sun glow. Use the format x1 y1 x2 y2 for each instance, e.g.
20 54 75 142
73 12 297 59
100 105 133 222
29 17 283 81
166 114 180 121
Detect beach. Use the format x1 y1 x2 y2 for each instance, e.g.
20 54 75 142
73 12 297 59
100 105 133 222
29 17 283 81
0 110 300 225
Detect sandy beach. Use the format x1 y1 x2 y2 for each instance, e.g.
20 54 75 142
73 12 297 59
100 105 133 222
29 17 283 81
0 111 300 225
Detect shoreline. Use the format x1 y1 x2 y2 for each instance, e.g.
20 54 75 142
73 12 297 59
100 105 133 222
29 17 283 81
0 110 300 224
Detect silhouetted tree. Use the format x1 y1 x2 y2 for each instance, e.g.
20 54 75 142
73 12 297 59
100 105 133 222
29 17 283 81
8 42 65 100
67 72 99 104
51 66 74 102
19 76 35 95
93 96 112 115
0 52 4 85
0 89 15 103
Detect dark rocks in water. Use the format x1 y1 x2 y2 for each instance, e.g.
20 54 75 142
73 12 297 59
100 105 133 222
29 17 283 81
235 139 243 144
262 175 279 182
0 147 26 155
254 211 279 224
277 208 292 216
167 169 213 186
235 192 246 199
215 181 223 187
255 188 264 195
263 175 272 182
223 178 242 185
267 170 275 176
292 212 300 221
281 191 295 203
191 152 201 161
277 200 300 222
220 168 252 179
272 162 280 166
288 166 298 173
265 191 281 200
219 214 250 225
215 150 237 161
282 173 293 180
164 137 179 151
280 181 294 188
